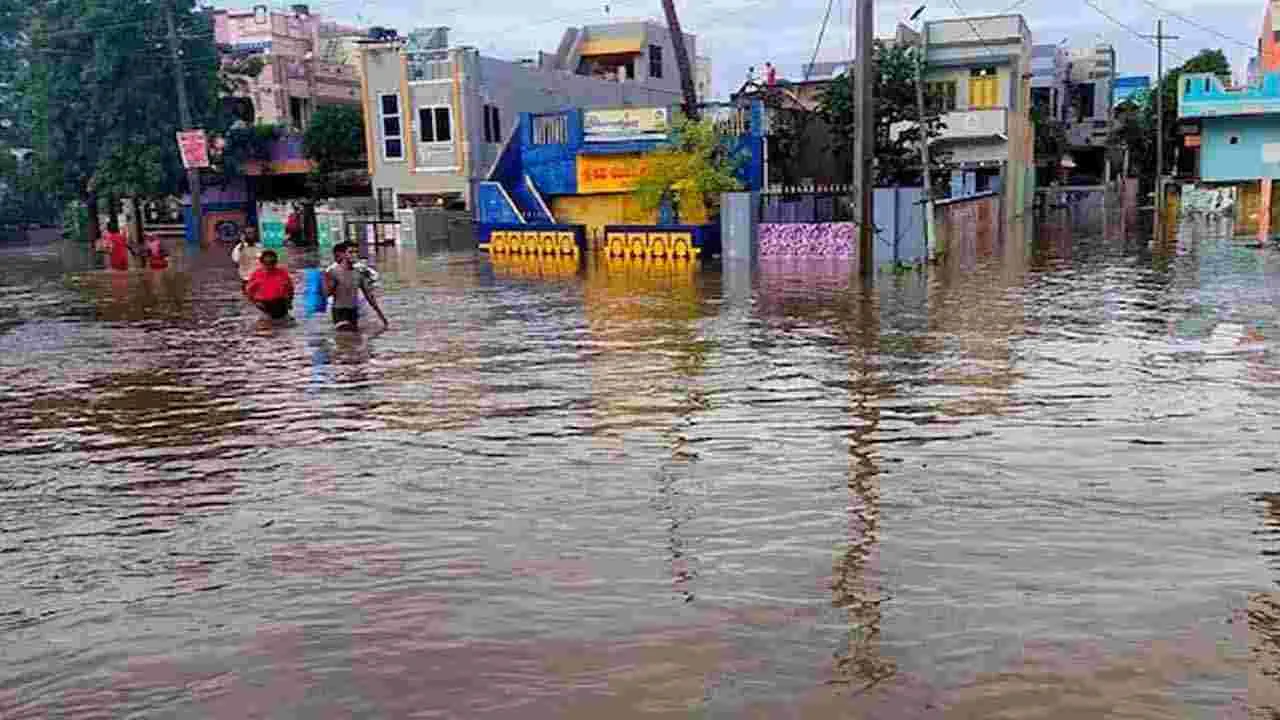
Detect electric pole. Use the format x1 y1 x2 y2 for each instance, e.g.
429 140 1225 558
914 18 935 259
660 0 701 121
1140 20 1178 240
854 0 874 275
166 0 202 245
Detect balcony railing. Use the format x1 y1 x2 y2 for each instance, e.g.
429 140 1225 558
937 108 1007 141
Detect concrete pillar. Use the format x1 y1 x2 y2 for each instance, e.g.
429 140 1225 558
1261 178 1273 245
720 191 757 261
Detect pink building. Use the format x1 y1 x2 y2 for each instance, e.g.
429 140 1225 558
213 4 367 129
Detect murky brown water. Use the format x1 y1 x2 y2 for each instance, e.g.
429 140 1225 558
2 220 1279 718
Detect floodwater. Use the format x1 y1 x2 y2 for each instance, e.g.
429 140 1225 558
1 218 1279 718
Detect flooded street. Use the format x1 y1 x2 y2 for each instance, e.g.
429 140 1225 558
2 222 1279 718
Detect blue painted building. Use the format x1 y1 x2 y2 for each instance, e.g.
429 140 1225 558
1113 75 1150 107
476 101 766 245
1180 72 1280 182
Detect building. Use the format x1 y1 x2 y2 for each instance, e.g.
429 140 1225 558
474 101 765 245
922 14 1035 217
1261 0 1280 74
212 4 367 130
1178 72 1280 235
358 24 699 212
695 55 713 102
1065 44 1116 149
1113 75 1151 107
1030 44 1069 124
548 21 698 98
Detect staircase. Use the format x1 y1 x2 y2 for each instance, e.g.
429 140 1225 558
510 175 555 225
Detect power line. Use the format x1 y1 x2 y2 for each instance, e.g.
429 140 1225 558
999 0 1034 13
945 0 998 56
804 0 836 80
1079 0 1187 63
1135 0 1255 51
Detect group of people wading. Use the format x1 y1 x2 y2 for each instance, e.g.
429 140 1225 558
231 225 388 332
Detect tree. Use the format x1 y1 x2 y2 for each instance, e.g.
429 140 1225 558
818 40 948 188
1111 49 1230 192
1031 104 1068 175
755 84 818 187
24 0 223 241
304 105 365 181
634 117 744 225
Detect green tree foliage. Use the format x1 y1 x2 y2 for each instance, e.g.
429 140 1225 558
1031 104 1068 171
1111 49 1230 191
757 85 817 187
633 117 744 224
23 0 223 237
818 40 949 187
304 104 365 176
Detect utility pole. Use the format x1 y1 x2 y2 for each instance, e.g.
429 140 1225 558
914 18 936 259
1140 20 1178 241
854 0 874 275
660 0 701 121
165 0 202 245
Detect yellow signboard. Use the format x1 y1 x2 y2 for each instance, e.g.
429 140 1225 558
577 154 650 194
583 107 670 142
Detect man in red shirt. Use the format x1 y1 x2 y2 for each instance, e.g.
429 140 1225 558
243 250 294 321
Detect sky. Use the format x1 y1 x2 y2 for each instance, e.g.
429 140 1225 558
222 0 1264 98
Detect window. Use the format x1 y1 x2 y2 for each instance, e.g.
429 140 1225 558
968 67 999 109
533 114 568 145
483 104 502 143
649 44 663 79
925 81 957 113
417 106 453 143
379 93 403 160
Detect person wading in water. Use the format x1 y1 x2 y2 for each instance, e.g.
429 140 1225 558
324 241 388 332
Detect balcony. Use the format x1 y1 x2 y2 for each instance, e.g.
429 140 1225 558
937 108 1008 142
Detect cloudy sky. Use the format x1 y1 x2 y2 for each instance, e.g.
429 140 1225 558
224 0 1263 97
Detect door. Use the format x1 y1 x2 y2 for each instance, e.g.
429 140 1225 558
968 72 999 109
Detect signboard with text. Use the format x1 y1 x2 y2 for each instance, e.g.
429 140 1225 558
176 130 210 169
583 107 670 142
577 154 651 194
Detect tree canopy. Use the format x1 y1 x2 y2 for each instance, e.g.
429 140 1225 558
18 0 224 233
818 40 948 188
633 117 744 224
1110 48 1230 190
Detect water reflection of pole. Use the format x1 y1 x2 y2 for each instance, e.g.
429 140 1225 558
1251 494 1280 714
831 276 894 689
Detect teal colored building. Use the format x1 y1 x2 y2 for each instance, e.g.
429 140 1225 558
1179 72 1280 182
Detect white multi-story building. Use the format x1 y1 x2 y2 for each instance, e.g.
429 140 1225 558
1066 44 1117 148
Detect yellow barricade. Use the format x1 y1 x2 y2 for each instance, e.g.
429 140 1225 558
482 230 581 257
601 229 702 260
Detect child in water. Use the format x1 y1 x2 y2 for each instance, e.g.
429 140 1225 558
244 250 294 321
103 220 132 271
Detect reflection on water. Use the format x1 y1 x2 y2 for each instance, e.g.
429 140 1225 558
0 222 1278 717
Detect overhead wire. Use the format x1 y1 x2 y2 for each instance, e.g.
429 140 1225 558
804 0 836 80
1134 0 1256 52
944 0 998 56
1079 0 1188 63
